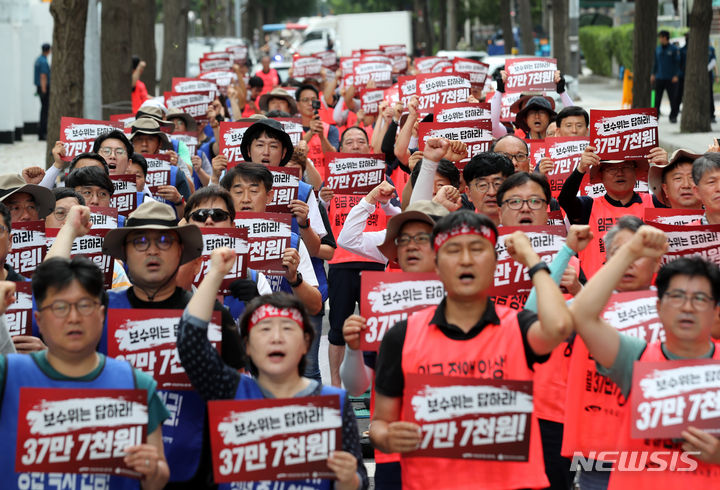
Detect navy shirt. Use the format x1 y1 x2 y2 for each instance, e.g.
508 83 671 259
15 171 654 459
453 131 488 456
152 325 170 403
653 43 680 80
34 54 50 88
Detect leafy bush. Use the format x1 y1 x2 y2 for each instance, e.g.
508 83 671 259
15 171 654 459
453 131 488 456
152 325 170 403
579 25 614 76
611 23 634 71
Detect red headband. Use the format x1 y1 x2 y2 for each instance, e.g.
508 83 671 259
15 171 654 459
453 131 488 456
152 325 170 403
248 304 305 331
433 224 497 252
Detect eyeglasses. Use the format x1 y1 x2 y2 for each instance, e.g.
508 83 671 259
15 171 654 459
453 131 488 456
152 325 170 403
52 207 70 222
78 188 111 201
299 97 318 104
501 197 548 210
126 234 177 251
603 163 636 175
662 290 715 311
395 232 432 247
98 147 128 157
498 152 528 162
471 179 505 193
38 298 100 318
189 208 231 223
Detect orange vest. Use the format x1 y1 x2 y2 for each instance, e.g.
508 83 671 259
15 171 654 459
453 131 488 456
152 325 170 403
327 195 387 265
305 122 330 181
607 341 720 489
255 69 279 94
578 193 654 278
399 305 549 490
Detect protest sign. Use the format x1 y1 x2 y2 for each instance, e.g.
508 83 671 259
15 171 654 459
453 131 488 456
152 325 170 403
6 221 45 278
545 137 590 199
433 102 491 129
5 282 32 337
267 166 301 214
292 56 323 79
193 228 249 294
504 57 557 92
324 153 385 195
234 212 293 275
171 77 219 96
452 58 490 89
415 73 471 115
109 174 138 217
589 108 659 160
418 121 492 169
644 208 704 226
59 118 123 161
219 121 254 167
164 91 214 122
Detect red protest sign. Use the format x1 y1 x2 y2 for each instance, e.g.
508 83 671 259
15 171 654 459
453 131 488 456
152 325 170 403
415 73 471 116
193 228 249 293
6 220 45 278
45 228 113 289
292 56 323 79
359 272 444 351
171 77 219 96
16 387 146 477
313 50 337 69
528 140 546 172
107 309 222 390
198 69 238 96
402 374 533 460
340 57 356 77
415 56 446 74
219 121 253 167
430 59 452 73
202 51 232 61
6 282 32 337
324 153 385 195
631 360 720 439
491 226 567 296
109 113 135 128
452 58 490 89
234 212 292 275
274 117 303 147
360 89 385 116
589 108 658 160
381 44 408 73
418 122 492 169
545 137 590 199
580 171 649 198
88 206 119 230
143 154 173 195
164 91 214 123
60 118 123 162
173 131 199 156
352 59 392 92
225 45 248 63
398 75 416 107
208 395 341 483
652 223 720 266
383 84 400 106
267 166 300 214
500 92 523 123
504 57 557 92
434 102 491 129
199 56 232 72
109 174 138 217
644 208 705 226
601 290 666 343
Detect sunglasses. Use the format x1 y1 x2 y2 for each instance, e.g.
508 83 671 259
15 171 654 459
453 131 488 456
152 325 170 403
189 208 231 223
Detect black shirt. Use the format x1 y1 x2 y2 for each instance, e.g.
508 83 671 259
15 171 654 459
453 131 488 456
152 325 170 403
374 298 549 397
4 264 28 282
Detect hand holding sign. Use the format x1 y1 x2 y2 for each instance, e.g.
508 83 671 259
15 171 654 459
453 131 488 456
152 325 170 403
504 231 541 269
123 443 166 483
424 137 449 163
566 225 593 253
210 247 238 277
342 314 367 351
386 421 422 453
282 248 301 282
212 154 229 179
626 225 668 260
682 427 720 464
0 281 15 315
51 141 67 168
327 451 361 488
578 146 600 174
288 199 310 227
536 157 554 175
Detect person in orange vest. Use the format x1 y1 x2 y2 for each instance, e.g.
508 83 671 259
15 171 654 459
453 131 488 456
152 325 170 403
255 55 281 95
569 226 720 489
557 146 668 277
297 84 339 174
370 209 574 489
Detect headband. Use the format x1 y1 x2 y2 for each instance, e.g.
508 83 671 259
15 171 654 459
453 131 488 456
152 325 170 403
433 223 497 252
248 304 304 331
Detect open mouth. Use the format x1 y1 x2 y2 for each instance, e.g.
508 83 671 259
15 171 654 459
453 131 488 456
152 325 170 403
518 217 533 224
268 350 286 360
146 259 161 270
66 329 83 338
459 272 475 283
261 159 271 165
240 206 254 211
405 255 420 264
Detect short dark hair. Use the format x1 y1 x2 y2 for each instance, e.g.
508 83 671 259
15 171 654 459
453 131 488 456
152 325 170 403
132 55 141 70
130 153 148 177
184 185 236 221
661 159 694 183
496 172 551 205
692 152 720 185
411 159 460 189
339 126 369 150
32 256 107 309
658 30 671 39
295 84 319 102
490 134 529 153
432 210 498 252
0 202 11 232
66 167 115 196
604 215 644 253
92 129 134 159
69 152 109 174
42 43 51 53
555 106 589 127
248 76 264 89
220 163 274 192
656 257 720 304
52 187 86 208
238 292 314 376
463 152 515 183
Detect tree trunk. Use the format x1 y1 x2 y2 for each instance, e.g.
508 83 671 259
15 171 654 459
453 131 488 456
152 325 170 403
518 0 535 55
413 0 426 56
424 0 434 54
680 0 711 132
552 0 569 72
446 0 457 50
438 0 447 50
160 0 189 93
101 1 132 119
500 0 514 54
632 0 658 109
130 0 156 97
46 0 88 166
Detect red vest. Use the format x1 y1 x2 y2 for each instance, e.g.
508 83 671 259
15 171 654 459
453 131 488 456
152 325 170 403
578 193 654 278
399 305 549 490
255 69 279 94
608 341 720 489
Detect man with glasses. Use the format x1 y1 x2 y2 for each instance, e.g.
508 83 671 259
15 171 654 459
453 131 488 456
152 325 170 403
297 83 339 171
0 173 54 223
65 166 114 208
491 134 531 172
92 129 134 175
568 228 720 487
462 152 515 225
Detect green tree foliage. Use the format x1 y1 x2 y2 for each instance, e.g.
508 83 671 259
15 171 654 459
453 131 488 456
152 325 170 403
579 25 613 76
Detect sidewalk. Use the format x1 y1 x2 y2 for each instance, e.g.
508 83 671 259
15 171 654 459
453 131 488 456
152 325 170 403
576 74 717 154
0 134 47 175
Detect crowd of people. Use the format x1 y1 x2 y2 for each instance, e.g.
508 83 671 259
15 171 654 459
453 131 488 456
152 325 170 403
2 39 720 490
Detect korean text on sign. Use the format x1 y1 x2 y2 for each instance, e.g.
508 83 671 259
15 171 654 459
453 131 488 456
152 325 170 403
193 228 249 294
589 108 658 160
234 212 292 275
504 57 557 92
415 73 471 116
324 153 386 195
59 118 123 161
267 166 300 214
652 223 720 267
219 121 253 167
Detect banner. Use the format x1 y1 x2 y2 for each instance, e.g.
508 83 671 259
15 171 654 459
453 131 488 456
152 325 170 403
415 73 471 115
652 223 720 266
219 121 254 167
208 395 341 483
164 91 214 122
324 153 385 195
359 272 444 351
631 360 720 439
433 102 491 130
193 228 249 294
292 56 323 79
644 208 704 226
171 77 220 96
109 174 138 217
107 309 222 390
5 282 32 337
6 221 45 278
234 213 293 275
545 137 590 199
418 122 492 169
402 374 533 460
267 167 301 214
452 58 490 89
59 118 123 162
88 206 119 230
360 89 385 116
589 108 659 160
16 387 146 477
504 57 557 92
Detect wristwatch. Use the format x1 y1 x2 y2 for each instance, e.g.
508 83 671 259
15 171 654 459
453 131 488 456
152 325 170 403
288 272 303 288
298 218 310 229
527 261 550 279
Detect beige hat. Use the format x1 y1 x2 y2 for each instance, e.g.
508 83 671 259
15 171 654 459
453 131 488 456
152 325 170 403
258 88 298 115
135 104 174 129
377 200 449 263
0 174 55 219
129 118 173 150
102 200 203 264
648 149 701 205
165 108 197 132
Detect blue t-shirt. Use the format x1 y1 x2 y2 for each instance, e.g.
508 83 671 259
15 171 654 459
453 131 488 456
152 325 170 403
34 54 50 87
